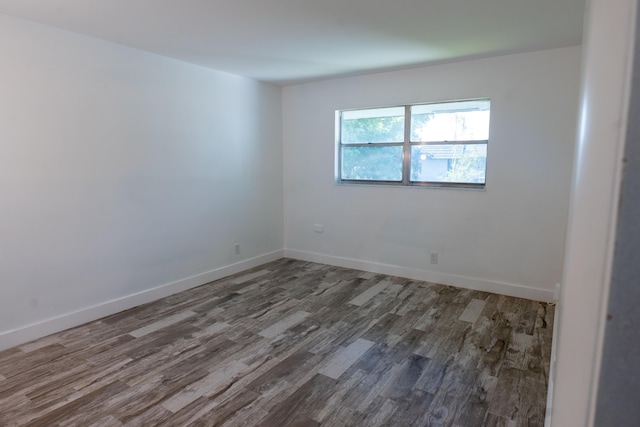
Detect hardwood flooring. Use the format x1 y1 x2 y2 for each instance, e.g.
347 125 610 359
0 259 554 426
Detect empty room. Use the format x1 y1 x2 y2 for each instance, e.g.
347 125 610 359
1 0 637 426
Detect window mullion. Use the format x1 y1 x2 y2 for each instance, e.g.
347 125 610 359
402 105 411 185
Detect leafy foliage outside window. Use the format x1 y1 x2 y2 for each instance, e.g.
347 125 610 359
341 117 404 144
341 146 402 181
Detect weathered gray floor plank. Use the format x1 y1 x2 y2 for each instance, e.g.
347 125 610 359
0 258 553 426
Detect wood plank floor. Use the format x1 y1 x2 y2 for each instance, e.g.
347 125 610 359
0 259 554 426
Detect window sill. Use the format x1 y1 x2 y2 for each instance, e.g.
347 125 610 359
335 180 486 191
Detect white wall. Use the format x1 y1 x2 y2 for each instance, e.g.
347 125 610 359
283 47 581 301
0 14 283 350
551 0 637 425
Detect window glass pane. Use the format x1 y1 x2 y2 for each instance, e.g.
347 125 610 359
342 146 403 181
410 144 487 184
411 99 490 142
341 107 405 144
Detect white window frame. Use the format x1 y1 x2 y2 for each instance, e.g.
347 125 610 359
335 98 490 189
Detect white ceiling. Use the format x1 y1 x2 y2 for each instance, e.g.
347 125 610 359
0 0 585 85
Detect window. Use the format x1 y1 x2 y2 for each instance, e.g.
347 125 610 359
336 99 490 188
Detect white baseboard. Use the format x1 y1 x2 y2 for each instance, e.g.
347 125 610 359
284 249 554 302
0 250 284 352
2 248 555 352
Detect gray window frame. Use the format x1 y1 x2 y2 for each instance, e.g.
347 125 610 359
335 99 490 189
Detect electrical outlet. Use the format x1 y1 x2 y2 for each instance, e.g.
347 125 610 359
313 224 324 233
430 252 438 264
234 244 241 255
